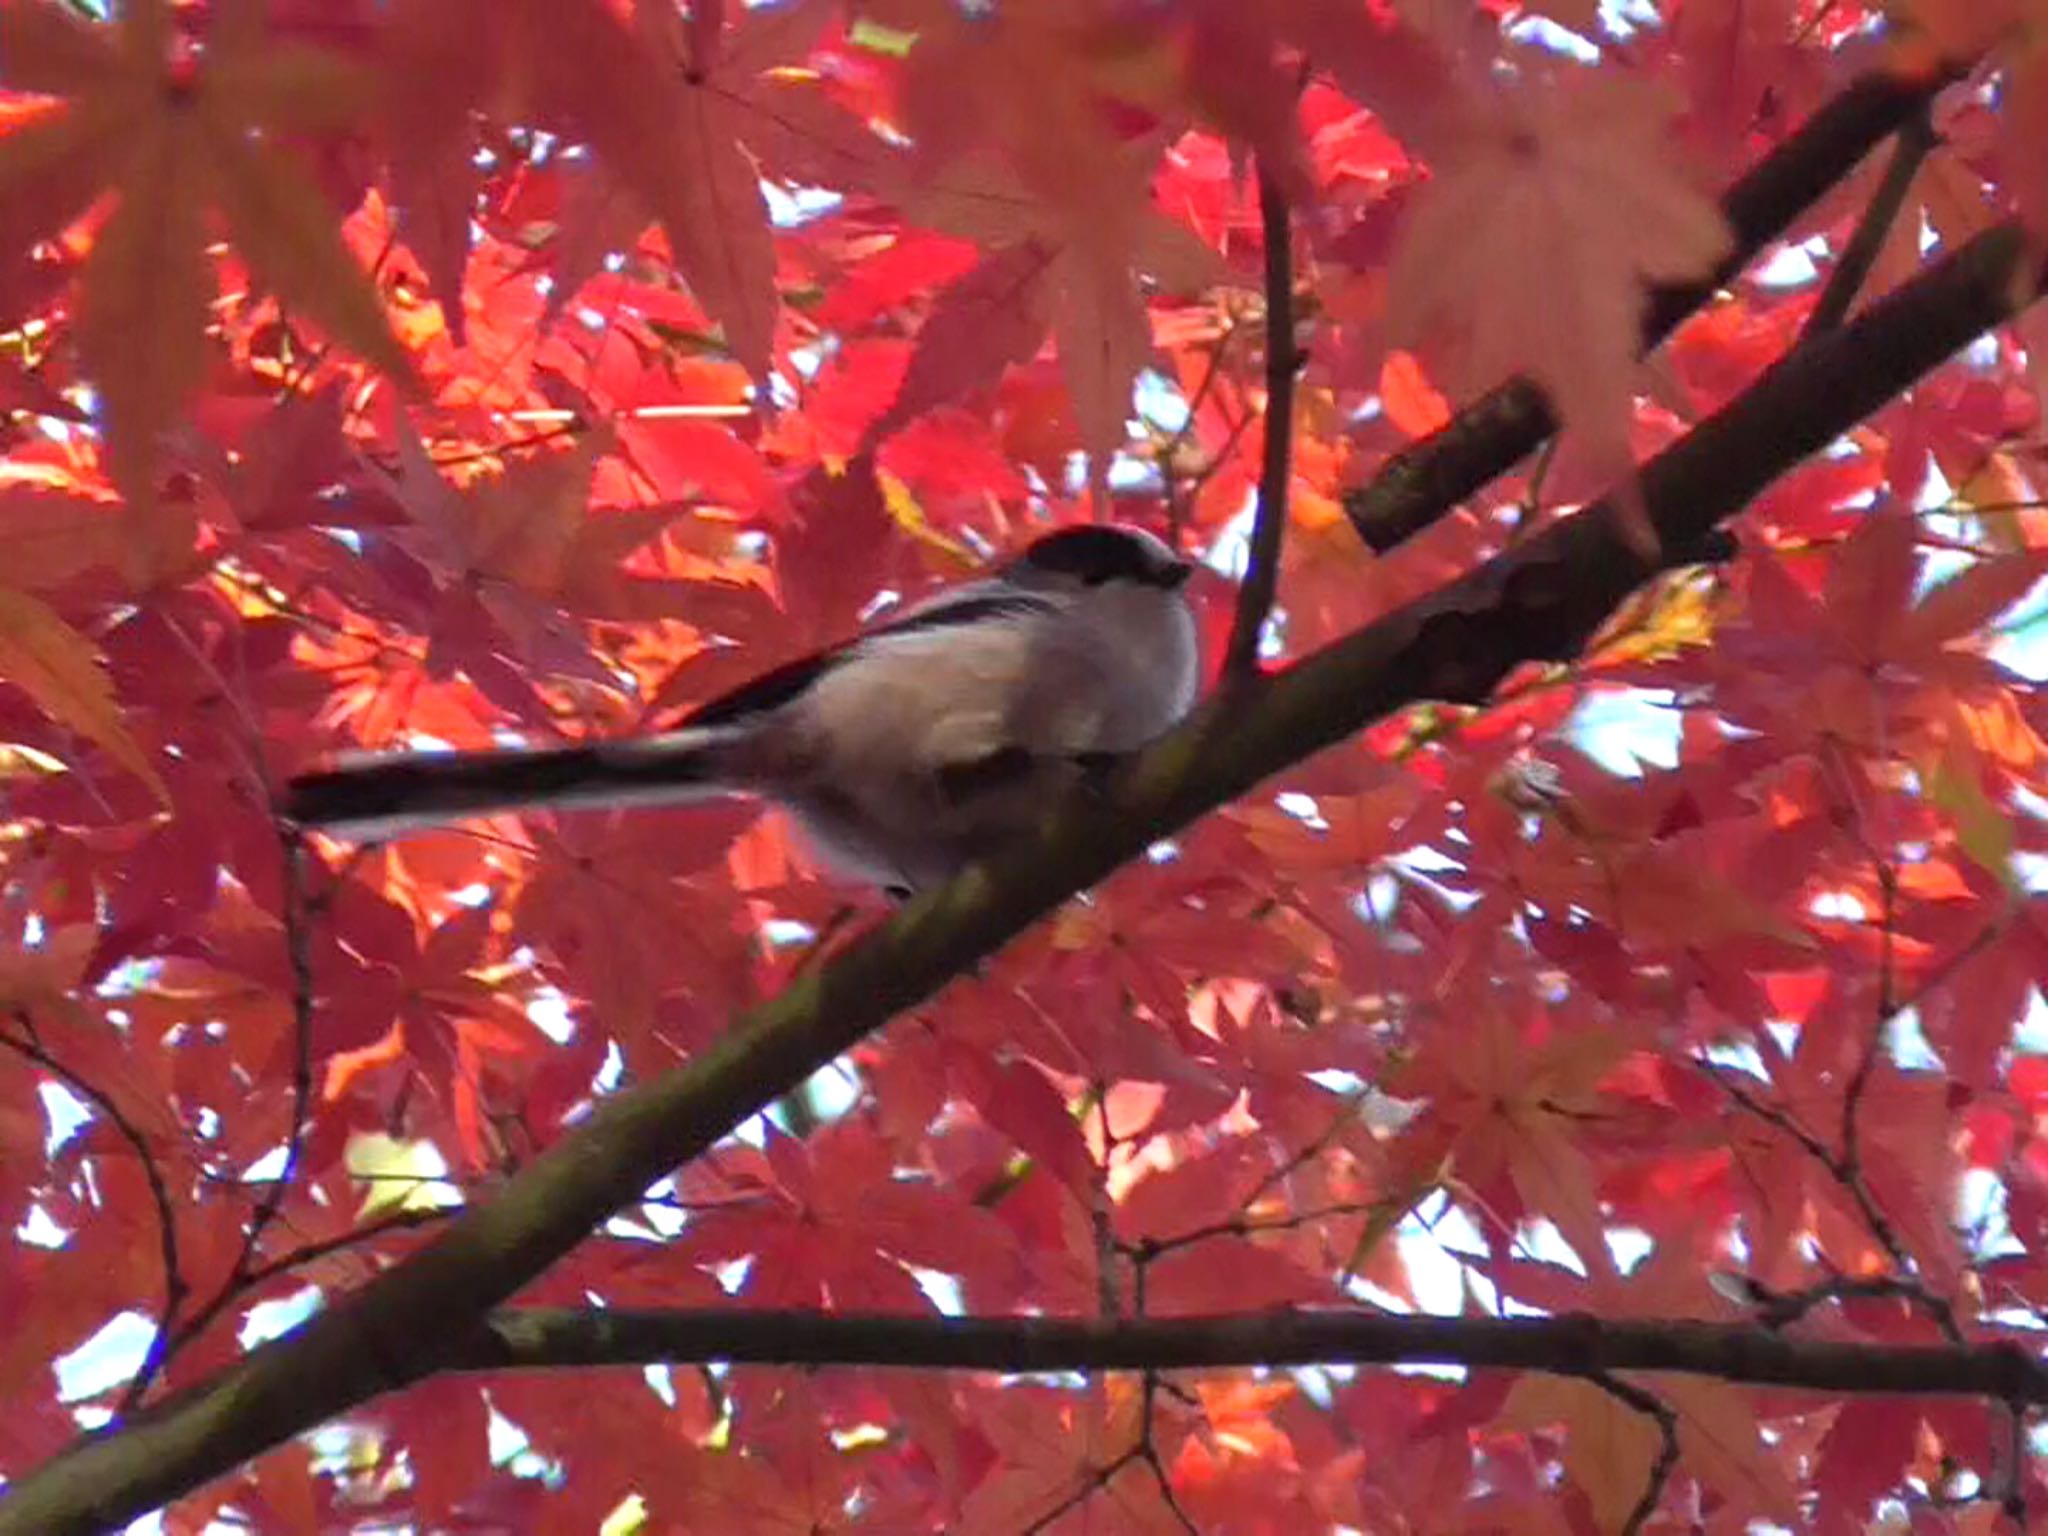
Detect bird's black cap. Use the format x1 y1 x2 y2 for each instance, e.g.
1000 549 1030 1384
1015 525 1191 588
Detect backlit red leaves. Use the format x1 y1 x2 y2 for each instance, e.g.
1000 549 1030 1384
4 0 2048 1531
1387 68 1731 509
0 0 409 513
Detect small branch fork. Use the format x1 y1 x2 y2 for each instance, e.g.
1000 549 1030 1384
135 614 336 1397
1802 108 1937 339
1703 911 2014 1339
1021 1084 1376 1530
1707 892 2036 1507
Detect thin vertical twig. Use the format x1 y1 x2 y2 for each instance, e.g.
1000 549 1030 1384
1092 1085 1120 1320
1 1017 186 1413
1837 859 1898 1215
1158 319 1235 550
235 830 318 1280
1224 164 1299 679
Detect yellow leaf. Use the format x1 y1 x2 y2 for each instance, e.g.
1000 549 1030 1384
877 467 975 564
1923 737 2016 886
0 588 166 804
848 16 918 54
344 1132 464 1219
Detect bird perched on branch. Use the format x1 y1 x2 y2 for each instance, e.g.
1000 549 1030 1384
286 524 1202 895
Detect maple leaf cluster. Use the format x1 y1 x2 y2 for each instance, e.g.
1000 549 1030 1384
1 0 2048 1532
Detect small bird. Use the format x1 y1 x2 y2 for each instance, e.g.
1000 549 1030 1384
285 524 1202 894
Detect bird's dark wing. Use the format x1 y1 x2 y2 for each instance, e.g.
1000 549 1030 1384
680 590 1056 728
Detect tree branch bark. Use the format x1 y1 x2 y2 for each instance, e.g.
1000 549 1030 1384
1 216 2035 1536
452 1307 2048 1404
1344 63 1959 552
1224 163 1298 677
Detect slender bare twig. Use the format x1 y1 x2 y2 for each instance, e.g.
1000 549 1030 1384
1708 904 2013 1342
143 612 323 1305
1116 1179 1214 1533
1706 1063 1942 1322
1744 1272 1950 1330
1018 1446 1143 1536
1137 1416 1200 1536
1158 319 1236 548
1588 1372 1681 1536
1092 1085 1120 1320
1014 1417 1197 1536
1837 861 1901 1270
0 1017 186 1413
1225 164 1299 679
1241 1091 1366 1214
2000 1401 2029 1519
234 831 318 1284
169 1209 452 1356
1128 1202 1373 1264
1803 108 1937 338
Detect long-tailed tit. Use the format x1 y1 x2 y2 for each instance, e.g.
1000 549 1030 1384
285 525 1201 894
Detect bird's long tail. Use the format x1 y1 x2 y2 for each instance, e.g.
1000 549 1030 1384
284 728 751 841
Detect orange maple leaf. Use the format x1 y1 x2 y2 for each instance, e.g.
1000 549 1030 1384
0 588 167 803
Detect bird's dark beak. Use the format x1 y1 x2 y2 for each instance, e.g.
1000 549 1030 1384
1162 560 1194 589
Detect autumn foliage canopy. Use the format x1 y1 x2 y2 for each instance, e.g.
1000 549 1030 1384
7 0 2048 1531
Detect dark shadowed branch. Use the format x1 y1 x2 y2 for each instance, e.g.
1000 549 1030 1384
1226 163 1299 678
445 1306 2048 1403
1344 64 1960 553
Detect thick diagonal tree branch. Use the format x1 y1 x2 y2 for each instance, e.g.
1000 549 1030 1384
0 219 2035 1536
1344 63 1958 552
452 1307 2048 1403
